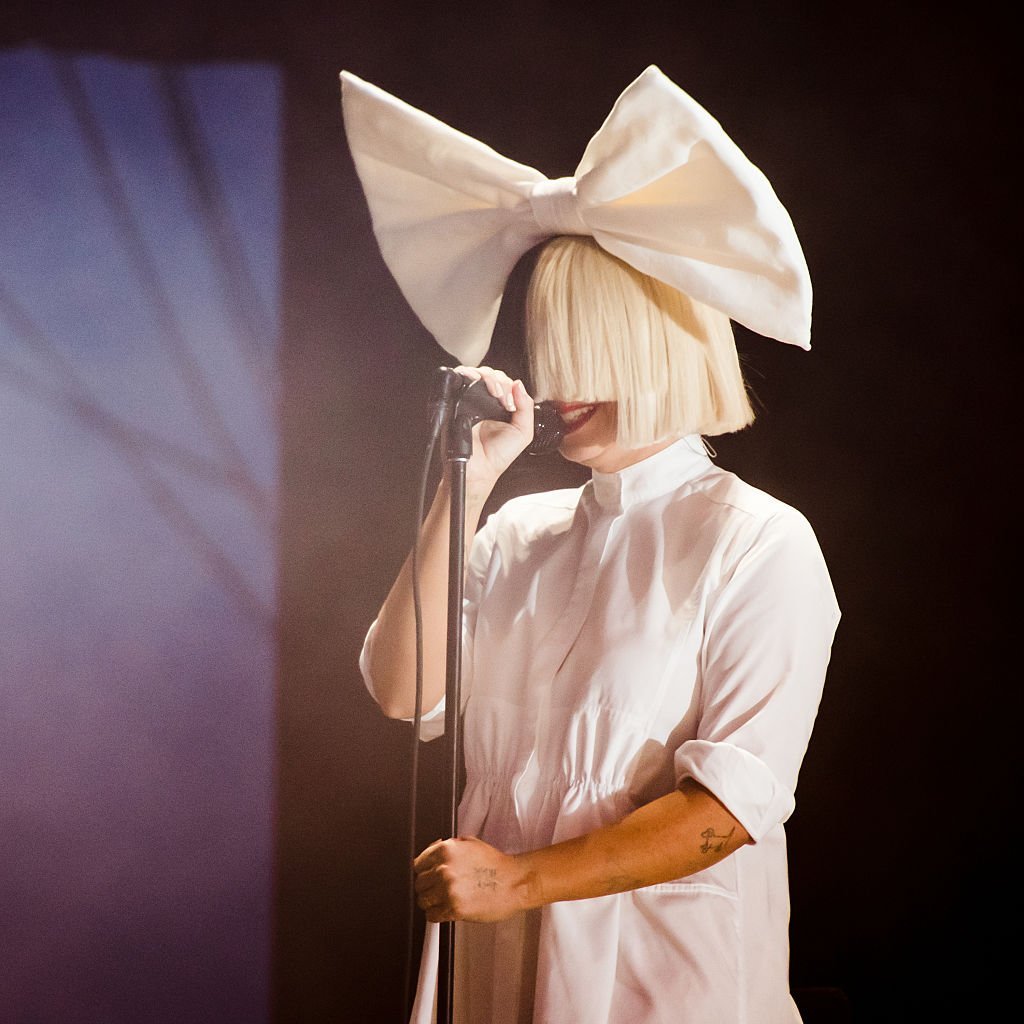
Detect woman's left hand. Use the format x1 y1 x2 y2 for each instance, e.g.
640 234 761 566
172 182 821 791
413 836 530 923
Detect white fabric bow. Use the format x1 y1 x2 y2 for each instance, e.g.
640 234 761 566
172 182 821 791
340 65 812 366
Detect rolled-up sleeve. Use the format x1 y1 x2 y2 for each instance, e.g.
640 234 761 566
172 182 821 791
674 509 840 841
357 512 498 741
359 618 448 738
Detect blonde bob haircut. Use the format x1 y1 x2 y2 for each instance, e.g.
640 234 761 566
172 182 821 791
525 237 755 448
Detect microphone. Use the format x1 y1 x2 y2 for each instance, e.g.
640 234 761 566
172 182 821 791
432 367 565 456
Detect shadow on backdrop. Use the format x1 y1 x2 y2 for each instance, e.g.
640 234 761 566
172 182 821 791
0 45 280 1023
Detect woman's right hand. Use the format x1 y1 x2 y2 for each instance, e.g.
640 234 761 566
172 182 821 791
452 365 535 494
363 364 534 721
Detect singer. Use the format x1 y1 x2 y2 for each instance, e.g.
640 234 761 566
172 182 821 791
345 67 840 1024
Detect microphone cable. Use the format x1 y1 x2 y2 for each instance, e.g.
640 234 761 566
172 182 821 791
404 377 449 1021
402 369 564 1019
403 372 460 1019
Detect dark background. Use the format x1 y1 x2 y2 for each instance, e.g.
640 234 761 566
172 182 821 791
3 2 1015 1022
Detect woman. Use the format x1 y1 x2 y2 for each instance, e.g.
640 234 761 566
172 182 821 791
346 67 840 1023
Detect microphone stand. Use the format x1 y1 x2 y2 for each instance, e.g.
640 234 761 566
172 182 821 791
437 400 473 1024
426 369 563 1024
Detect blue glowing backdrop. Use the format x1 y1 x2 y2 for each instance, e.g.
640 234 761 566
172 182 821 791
0 47 279 1023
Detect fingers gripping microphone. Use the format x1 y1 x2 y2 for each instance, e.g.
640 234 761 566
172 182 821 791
432 368 566 456
455 380 566 456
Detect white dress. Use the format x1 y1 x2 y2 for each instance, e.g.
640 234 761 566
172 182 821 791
361 436 841 1024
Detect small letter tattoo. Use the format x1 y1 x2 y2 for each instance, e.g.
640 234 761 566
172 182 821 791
474 868 498 891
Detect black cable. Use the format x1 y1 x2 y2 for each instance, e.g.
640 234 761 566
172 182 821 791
405 401 446 1021
400 369 561 1019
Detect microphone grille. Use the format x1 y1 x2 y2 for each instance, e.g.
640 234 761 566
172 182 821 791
528 402 566 456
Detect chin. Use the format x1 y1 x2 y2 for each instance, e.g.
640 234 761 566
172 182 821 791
558 442 605 466
559 434 628 471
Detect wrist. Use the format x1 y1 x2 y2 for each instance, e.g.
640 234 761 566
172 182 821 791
435 472 493 521
509 851 545 912
466 480 497 512
465 464 500 502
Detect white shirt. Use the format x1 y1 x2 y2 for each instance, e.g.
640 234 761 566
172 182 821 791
361 436 841 1024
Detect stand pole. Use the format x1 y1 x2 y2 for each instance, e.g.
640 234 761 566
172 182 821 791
437 412 471 1024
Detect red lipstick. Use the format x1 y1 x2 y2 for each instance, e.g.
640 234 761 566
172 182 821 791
554 402 599 436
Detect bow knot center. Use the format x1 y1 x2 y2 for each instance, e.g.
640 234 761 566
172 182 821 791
529 177 589 236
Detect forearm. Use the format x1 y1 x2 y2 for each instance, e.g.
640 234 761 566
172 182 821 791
364 370 533 720
514 779 750 909
366 474 491 719
414 779 751 923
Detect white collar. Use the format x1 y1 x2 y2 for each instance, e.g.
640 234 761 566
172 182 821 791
586 435 713 514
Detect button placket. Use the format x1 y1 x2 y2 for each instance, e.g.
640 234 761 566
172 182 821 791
512 498 615 845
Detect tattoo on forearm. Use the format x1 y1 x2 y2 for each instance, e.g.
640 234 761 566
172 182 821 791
474 867 498 891
699 825 735 854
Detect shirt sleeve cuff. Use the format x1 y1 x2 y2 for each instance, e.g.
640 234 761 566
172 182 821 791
674 739 796 843
359 619 447 741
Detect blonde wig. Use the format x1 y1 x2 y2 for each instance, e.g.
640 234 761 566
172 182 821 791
525 237 755 448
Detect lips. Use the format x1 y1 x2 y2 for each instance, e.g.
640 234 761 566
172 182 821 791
554 402 599 436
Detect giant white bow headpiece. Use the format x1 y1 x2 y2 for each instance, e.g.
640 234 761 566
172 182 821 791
340 65 812 366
